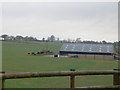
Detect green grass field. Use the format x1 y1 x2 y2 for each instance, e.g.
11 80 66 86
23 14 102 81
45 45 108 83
2 41 118 88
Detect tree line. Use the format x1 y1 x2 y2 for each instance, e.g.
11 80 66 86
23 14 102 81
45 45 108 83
0 34 37 41
0 34 119 44
0 34 113 44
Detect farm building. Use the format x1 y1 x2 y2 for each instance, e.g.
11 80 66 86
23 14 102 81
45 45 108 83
59 43 115 60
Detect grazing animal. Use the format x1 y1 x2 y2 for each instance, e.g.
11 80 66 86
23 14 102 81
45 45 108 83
28 53 31 55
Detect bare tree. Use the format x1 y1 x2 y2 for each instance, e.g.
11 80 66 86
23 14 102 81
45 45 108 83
49 35 55 42
42 38 45 42
1 34 8 40
76 38 81 43
15 35 24 41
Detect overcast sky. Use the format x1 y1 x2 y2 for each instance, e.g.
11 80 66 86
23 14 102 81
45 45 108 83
1 2 118 42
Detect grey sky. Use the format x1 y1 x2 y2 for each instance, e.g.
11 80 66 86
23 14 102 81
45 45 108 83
2 2 118 42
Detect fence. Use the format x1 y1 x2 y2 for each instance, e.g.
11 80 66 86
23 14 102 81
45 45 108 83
0 69 120 89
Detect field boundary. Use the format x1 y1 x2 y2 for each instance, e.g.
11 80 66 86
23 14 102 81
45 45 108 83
0 69 120 89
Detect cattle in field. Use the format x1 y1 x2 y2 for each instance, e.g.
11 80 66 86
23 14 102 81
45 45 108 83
27 50 53 56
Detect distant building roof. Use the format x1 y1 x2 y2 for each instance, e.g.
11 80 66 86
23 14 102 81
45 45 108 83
59 43 114 55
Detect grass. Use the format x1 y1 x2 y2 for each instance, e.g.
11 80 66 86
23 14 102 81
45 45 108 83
2 41 118 88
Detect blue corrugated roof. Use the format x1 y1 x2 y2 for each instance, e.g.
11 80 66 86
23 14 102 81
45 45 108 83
60 43 114 54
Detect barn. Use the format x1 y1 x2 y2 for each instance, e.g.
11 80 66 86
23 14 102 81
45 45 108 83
59 43 114 60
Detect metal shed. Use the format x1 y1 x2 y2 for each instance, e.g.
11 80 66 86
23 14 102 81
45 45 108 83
59 43 114 59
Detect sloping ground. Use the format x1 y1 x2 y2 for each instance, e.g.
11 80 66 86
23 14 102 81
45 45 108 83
2 41 118 88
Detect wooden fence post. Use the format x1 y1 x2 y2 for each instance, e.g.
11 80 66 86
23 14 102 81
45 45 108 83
113 69 120 85
70 69 75 88
0 72 5 90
